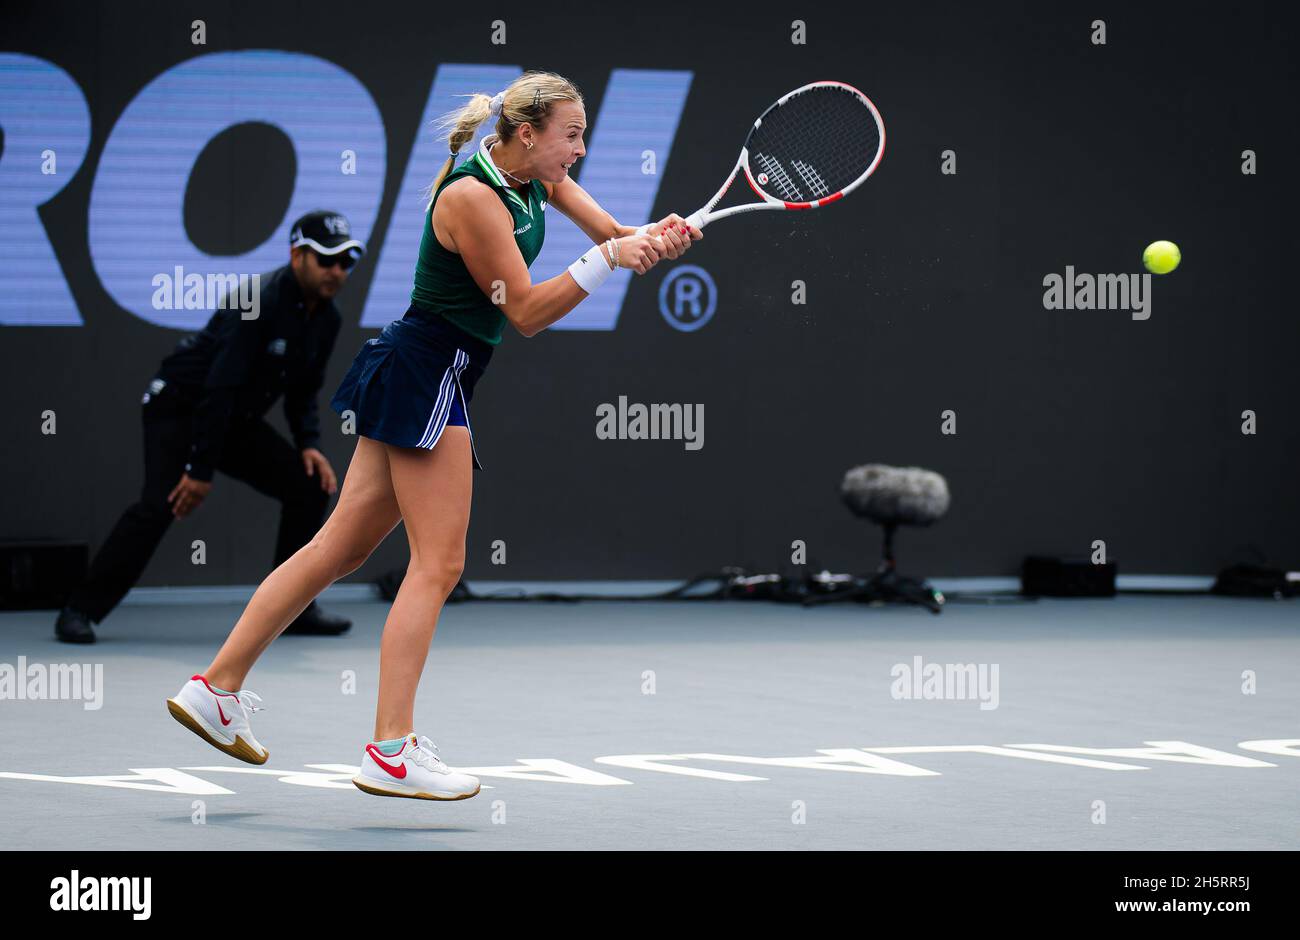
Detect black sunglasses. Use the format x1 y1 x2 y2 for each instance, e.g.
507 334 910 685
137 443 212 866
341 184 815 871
312 249 358 271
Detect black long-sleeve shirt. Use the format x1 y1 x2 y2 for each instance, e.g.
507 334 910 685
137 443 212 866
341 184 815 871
156 265 341 482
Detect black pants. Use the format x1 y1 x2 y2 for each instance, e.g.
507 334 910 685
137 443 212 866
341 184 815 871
69 383 330 623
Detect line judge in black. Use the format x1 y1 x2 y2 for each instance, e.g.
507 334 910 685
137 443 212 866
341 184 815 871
56 211 364 643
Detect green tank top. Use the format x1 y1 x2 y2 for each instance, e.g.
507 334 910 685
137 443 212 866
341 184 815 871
410 142 548 345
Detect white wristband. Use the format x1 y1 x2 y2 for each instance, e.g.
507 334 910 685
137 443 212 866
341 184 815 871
634 224 652 236
568 244 614 294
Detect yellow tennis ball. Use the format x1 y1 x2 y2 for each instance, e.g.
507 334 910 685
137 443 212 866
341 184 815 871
1143 240 1181 274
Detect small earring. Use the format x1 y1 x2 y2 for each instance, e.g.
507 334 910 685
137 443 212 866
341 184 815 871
526 141 534 150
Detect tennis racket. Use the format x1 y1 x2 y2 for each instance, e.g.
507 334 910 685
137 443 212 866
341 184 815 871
683 81 885 230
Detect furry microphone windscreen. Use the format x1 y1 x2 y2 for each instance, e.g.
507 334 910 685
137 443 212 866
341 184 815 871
840 464 951 527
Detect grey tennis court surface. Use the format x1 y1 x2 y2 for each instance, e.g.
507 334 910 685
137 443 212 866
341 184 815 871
1 594 1296 850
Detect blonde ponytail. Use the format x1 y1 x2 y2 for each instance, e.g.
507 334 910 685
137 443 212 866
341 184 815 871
425 92 495 208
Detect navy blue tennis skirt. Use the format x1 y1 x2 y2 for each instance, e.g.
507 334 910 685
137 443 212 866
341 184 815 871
330 305 494 469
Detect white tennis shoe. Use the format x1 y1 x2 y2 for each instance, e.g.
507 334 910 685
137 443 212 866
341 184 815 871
353 733 481 801
166 675 270 765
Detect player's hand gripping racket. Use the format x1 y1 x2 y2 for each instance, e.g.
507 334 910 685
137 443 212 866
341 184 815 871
684 81 885 231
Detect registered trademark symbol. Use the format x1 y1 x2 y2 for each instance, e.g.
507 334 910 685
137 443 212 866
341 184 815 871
658 265 717 332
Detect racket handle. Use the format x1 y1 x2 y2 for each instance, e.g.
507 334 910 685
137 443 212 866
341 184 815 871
684 210 707 231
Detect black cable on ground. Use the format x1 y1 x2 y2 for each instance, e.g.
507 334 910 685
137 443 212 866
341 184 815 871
447 573 731 604
943 592 1038 605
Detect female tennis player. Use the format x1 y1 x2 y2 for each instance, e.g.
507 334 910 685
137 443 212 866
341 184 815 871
166 71 703 800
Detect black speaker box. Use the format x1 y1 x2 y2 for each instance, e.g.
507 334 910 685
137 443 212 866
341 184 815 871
1021 555 1117 597
1212 564 1300 598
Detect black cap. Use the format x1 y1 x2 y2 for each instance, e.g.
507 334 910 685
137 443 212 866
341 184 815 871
289 210 365 258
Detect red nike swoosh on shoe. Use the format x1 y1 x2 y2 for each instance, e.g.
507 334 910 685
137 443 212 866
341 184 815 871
196 676 234 726
366 745 407 778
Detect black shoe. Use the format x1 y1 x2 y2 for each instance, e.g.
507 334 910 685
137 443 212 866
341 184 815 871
284 601 352 636
55 607 96 644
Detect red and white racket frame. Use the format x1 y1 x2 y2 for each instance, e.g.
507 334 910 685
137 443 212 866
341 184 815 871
683 80 886 230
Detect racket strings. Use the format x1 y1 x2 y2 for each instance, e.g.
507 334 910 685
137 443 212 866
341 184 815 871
748 87 881 204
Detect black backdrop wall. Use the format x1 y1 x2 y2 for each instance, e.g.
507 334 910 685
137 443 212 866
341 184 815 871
3 1 1297 588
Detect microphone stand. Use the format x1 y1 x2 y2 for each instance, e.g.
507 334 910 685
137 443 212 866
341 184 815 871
802 521 946 614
